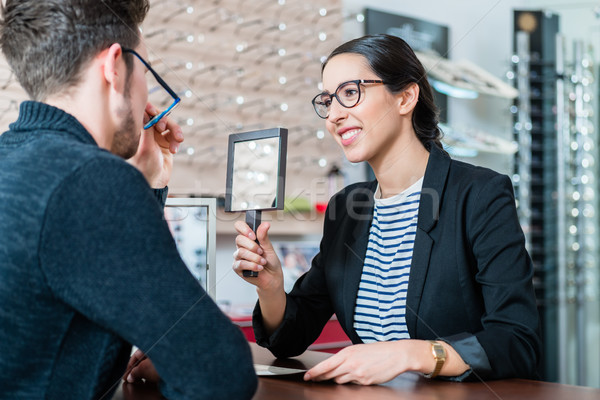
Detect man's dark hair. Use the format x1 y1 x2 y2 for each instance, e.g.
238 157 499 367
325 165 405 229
0 0 149 101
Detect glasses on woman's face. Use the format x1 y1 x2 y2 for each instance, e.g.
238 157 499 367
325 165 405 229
311 79 384 119
122 47 181 130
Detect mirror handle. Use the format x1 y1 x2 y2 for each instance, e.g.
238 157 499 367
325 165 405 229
243 210 262 277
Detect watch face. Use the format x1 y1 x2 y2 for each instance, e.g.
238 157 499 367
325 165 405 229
431 342 446 359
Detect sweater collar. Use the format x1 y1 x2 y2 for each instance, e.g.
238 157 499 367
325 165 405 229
8 101 97 146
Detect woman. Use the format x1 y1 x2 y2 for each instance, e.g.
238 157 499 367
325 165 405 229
233 34 541 384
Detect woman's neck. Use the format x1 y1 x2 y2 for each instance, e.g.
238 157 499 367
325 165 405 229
370 134 430 199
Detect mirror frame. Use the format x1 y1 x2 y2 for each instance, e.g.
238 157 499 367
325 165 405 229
225 127 288 212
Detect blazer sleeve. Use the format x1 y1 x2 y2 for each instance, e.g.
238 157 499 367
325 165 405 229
441 174 541 381
253 196 341 358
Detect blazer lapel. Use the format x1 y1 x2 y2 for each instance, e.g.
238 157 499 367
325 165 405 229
340 182 376 343
405 144 451 337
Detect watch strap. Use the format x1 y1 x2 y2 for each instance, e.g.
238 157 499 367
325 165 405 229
424 340 446 378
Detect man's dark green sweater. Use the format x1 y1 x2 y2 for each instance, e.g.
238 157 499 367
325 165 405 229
0 101 256 399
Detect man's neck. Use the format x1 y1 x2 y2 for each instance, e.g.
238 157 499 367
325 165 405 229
45 90 112 151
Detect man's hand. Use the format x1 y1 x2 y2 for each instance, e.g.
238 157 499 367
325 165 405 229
123 348 160 384
128 103 184 188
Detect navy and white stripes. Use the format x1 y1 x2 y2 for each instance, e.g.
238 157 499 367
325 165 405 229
353 178 423 343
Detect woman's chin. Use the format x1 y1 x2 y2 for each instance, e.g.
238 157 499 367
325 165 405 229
342 149 368 165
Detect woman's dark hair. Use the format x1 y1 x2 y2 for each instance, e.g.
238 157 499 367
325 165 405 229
322 34 444 151
0 0 149 101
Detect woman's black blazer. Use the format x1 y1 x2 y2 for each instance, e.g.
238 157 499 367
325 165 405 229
253 144 541 381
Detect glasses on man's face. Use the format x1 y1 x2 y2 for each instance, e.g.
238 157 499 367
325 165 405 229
122 48 181 130
311 79 384 119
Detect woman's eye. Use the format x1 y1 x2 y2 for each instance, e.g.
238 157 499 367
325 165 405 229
316 94 332 107
342 88 357 97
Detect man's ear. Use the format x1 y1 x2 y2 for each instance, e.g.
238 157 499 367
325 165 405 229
102 43 126 91
397 82 420 115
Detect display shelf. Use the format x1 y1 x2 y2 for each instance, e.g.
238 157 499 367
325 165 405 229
142 0 345 205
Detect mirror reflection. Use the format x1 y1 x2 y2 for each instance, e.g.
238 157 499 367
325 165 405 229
231 137 280 211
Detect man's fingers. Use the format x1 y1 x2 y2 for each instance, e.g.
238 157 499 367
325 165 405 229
164 119 184 142
156 119 167 132
145 103 158 115
127 358 160 384
157 129 178 154
123 349 146 381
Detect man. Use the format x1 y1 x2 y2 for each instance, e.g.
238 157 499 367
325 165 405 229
0 1 257 399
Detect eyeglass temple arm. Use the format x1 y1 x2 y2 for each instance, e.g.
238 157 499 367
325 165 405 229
122 48 180 101
147 68 180 100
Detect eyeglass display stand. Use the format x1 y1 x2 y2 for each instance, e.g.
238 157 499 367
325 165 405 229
576 41 600 387
555 33 569 385
571 39 585 386
513 9 560 383
556 37 600 386
515 31 532 251
553 34 600 387
243 210 261 278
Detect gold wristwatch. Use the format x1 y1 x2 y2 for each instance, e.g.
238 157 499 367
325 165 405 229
424 340 446 378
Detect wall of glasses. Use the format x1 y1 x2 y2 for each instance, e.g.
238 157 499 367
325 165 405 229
555 36 600 387
143 0 346 207
513 10 600 387
0 0 348 215
512 11 559 382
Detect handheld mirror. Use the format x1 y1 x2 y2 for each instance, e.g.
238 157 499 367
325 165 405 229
225 128 288 277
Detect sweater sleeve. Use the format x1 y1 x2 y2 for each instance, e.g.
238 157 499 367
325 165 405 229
152 186 168 207
39 157 257 399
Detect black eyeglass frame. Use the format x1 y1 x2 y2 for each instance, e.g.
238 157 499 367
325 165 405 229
311 79 384 119
122 47 181 129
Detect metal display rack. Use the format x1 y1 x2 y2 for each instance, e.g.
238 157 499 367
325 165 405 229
514 10 600 387
515 31 533 250
513 10 559 382
555 36 599 386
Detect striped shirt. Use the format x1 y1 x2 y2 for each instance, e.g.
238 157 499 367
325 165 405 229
353 178 423 343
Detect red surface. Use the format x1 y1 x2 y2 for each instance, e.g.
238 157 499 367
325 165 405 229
229 314 351 354
315 202 328 213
